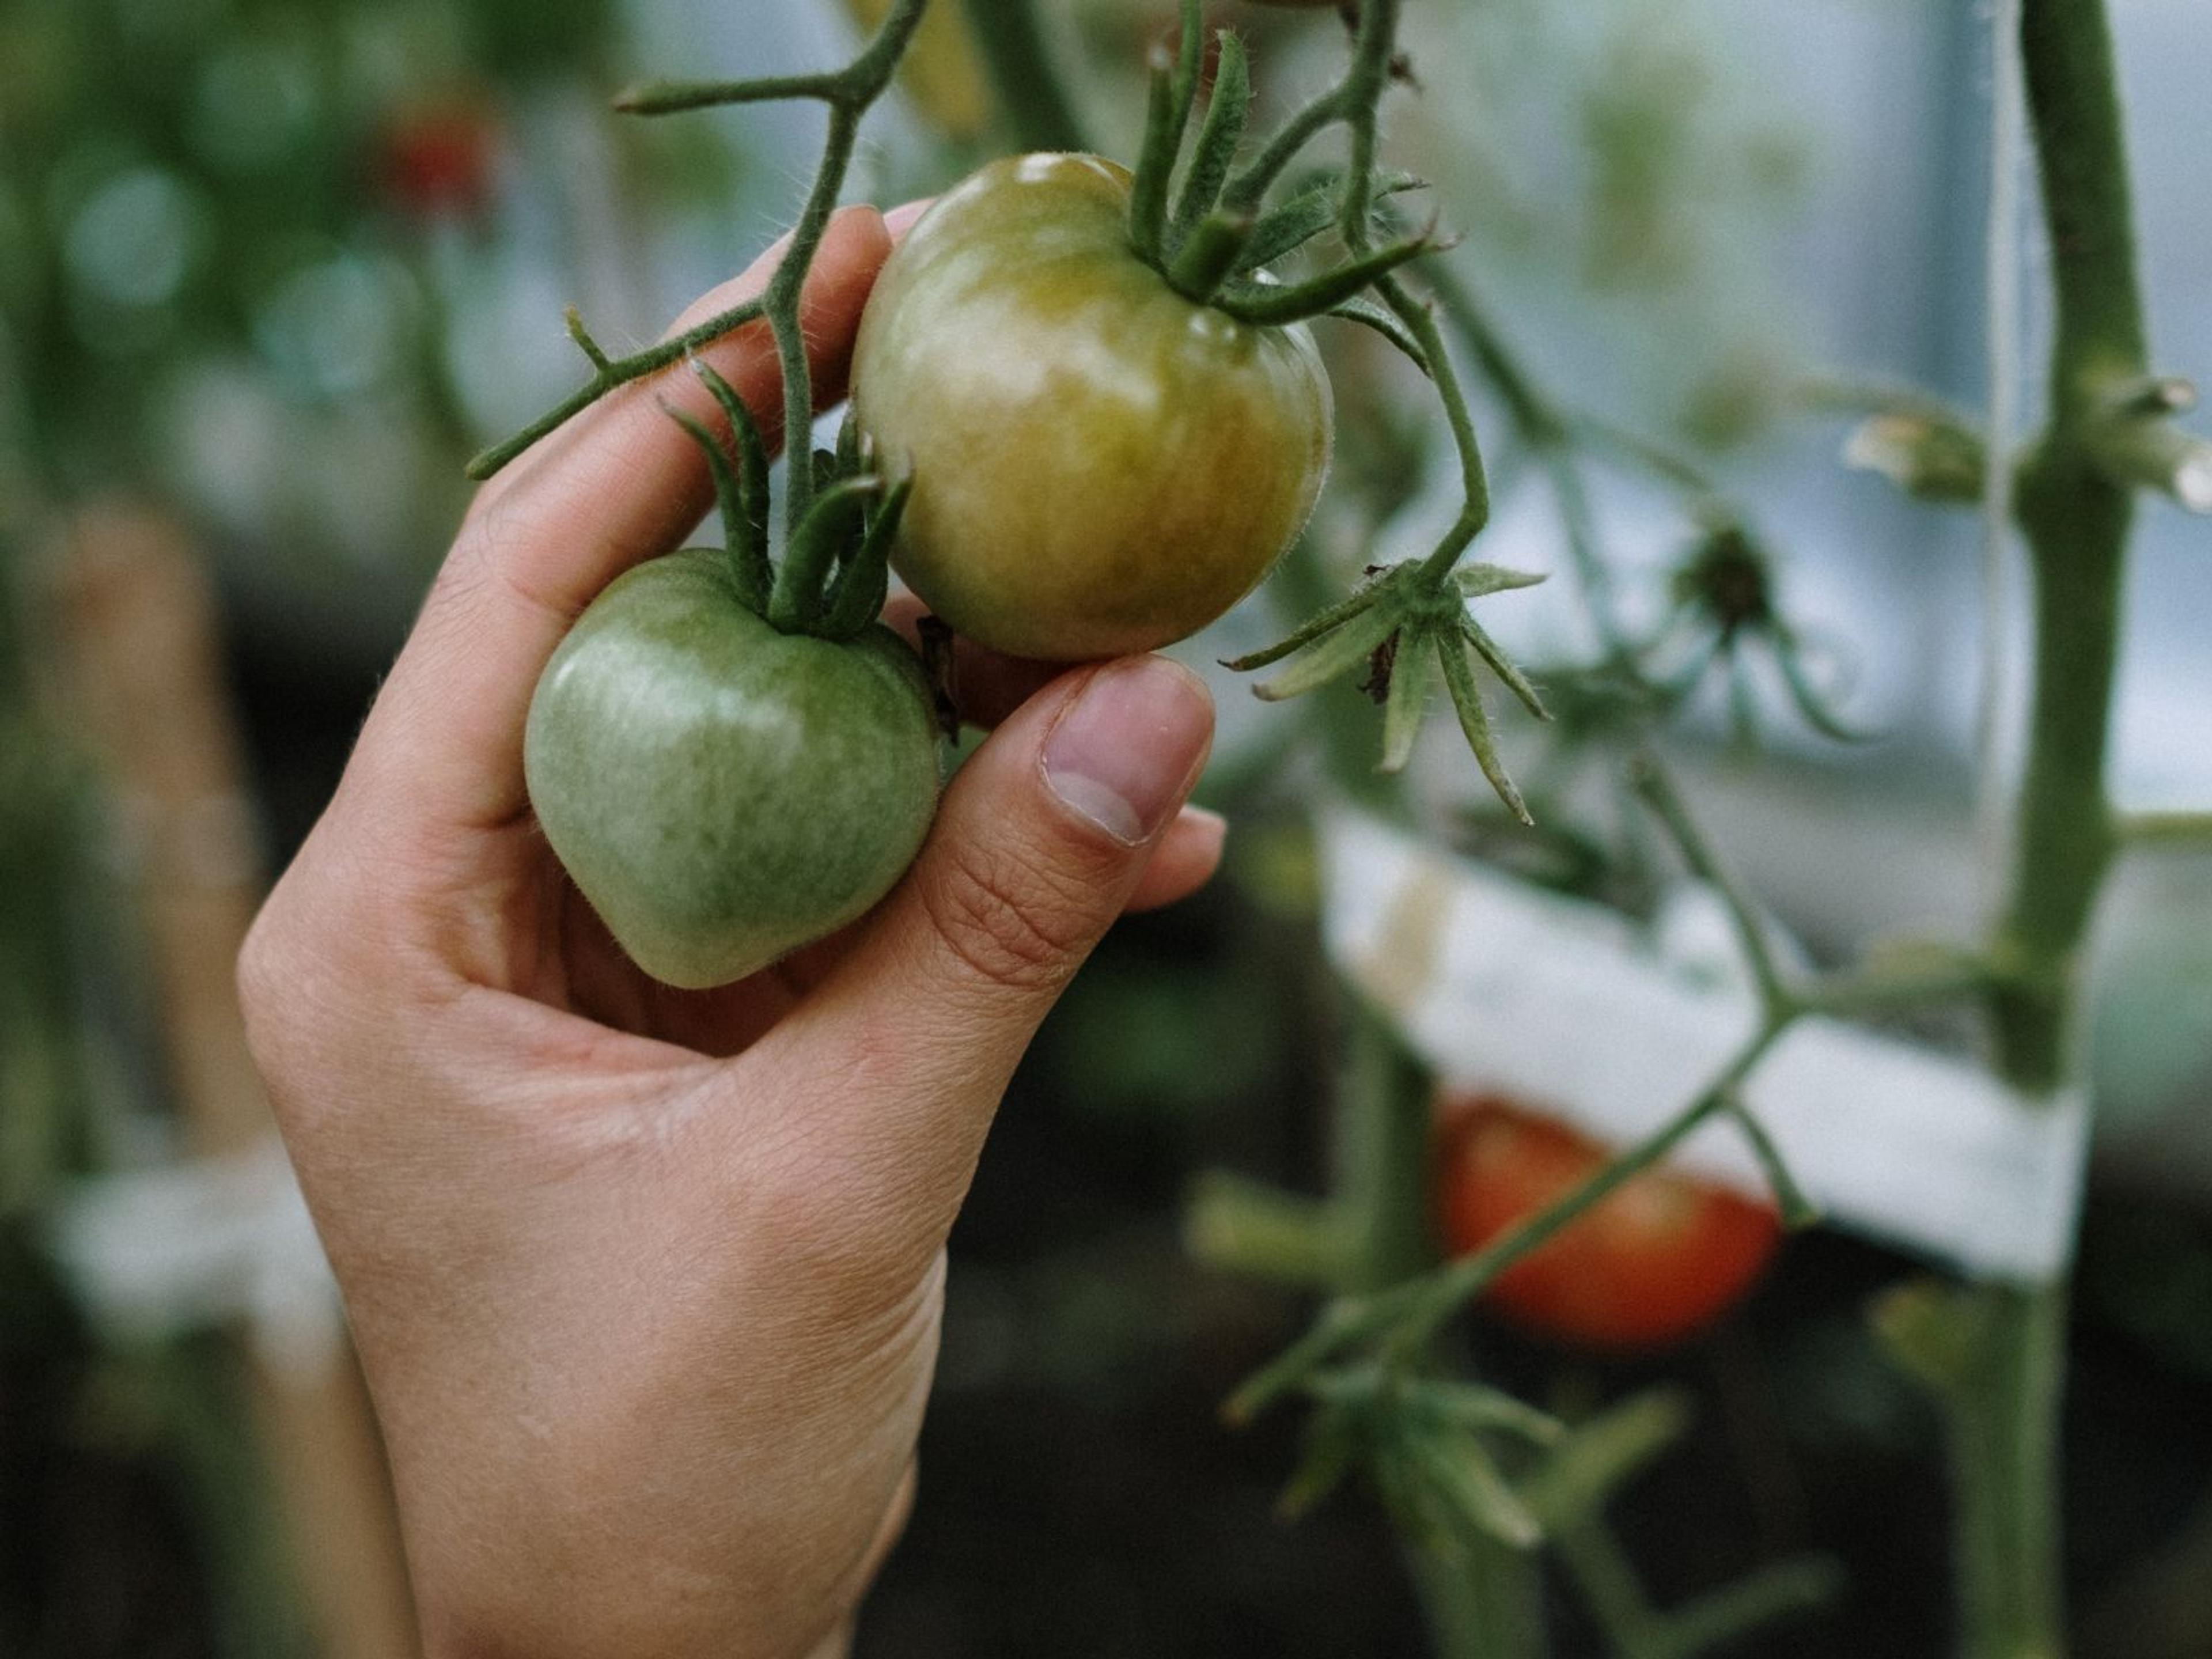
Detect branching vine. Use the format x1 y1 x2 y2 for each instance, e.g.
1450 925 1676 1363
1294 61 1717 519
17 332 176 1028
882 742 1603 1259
456 2 2207 1654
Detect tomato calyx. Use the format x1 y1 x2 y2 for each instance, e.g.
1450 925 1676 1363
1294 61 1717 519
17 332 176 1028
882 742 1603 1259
1656 518 1871 744
1123 12 1437 323
665 361 910 645
1227 560 1552 821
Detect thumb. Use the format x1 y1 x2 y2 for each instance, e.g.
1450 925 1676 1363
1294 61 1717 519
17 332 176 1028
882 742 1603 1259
770 654 1213 1184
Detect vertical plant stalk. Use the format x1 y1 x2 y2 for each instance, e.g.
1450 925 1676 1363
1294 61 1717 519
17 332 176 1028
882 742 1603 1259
1954 0 2149 1654
959 0 1088 152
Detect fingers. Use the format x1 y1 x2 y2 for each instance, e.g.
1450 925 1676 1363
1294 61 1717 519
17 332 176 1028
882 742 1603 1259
1127 807 1226 912
768 656 1214 1198
878 593 1063 730
347 206 895 839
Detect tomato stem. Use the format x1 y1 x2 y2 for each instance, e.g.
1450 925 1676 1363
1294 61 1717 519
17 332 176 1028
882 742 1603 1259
1938 2 2158 1653
1335 0 1400 251
464 0 934 546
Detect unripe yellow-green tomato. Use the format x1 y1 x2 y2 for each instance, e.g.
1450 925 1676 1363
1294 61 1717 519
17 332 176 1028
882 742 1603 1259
851 153 1334 662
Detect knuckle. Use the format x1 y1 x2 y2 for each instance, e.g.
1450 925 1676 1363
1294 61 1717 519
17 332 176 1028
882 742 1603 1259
919 838 1100 995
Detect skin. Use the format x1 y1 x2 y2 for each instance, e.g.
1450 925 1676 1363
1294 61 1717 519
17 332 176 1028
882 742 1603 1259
524 557 941 990
851 153 1333 661
1436 1097 1781 1351
240 203 1229 1659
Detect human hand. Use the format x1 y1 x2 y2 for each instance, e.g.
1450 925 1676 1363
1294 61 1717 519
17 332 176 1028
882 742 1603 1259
239 203 1223 1659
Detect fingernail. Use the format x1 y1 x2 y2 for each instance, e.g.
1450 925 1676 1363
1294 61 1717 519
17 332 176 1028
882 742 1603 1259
1043 659 1214 846
884 198 936 237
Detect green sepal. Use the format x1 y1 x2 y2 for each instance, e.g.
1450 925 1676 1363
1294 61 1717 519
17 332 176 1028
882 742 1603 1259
1400 1379 1566 1448
1518 1391 1691 1528
1456 563 1548 600
1437 633 1532 827
691 361 774 605
1277 1404 1365 1521
1221 574 1395 672
1128 0 1204 264
1252 600 1403 702
1169 211 1258 304
663 404 768 615
1461 616 1550 721
1377 624 1436 773
1239 171 1426 274
1214 229 1433 328
1326 295 1431 377
1411 1424 1543 1550
1170 32 1252 244
821 477 912 639
767 475 881 634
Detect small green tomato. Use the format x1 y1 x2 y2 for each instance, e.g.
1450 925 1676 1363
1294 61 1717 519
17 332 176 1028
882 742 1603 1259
524 549 942 990
851 153 1334 662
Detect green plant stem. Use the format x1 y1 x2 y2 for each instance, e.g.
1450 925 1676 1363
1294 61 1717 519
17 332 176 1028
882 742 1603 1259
1226 1019 1790 1423
768 102 864 533
1387 281 1491 582
2115 810 2212 846
1943 1286 2071 1659
1410 1535 1545 1659
959 0 1088 151
1336 0 1401 248
465 0 928 487
1630 754 1788 1018
1337 1002 1434 1293
1949 3 2150 1656
465 297 766 479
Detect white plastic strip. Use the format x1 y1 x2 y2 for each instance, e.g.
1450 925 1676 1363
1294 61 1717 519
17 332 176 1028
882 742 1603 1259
1321 811 2088 1282
47 1137 344 1382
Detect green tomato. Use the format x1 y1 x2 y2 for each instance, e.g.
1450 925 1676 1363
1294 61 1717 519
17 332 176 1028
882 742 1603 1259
524 549 942 990
851 153 1334 662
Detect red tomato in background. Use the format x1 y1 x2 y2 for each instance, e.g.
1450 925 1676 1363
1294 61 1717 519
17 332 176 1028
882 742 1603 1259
1435 1097 1781 1351
377 101 499 221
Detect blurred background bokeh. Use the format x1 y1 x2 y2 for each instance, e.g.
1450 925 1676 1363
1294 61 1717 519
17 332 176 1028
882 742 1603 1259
3 0 2209 1654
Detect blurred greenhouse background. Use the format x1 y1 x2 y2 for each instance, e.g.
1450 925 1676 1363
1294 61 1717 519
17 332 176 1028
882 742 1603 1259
3 0 2209 1654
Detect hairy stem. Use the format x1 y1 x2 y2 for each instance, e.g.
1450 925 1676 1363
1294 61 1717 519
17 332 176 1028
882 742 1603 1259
1953 2 2149 1655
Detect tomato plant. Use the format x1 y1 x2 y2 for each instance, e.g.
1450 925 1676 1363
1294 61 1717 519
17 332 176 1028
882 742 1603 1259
851 153 1334 662
524 367 942 990
1435 1096 1781 1350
